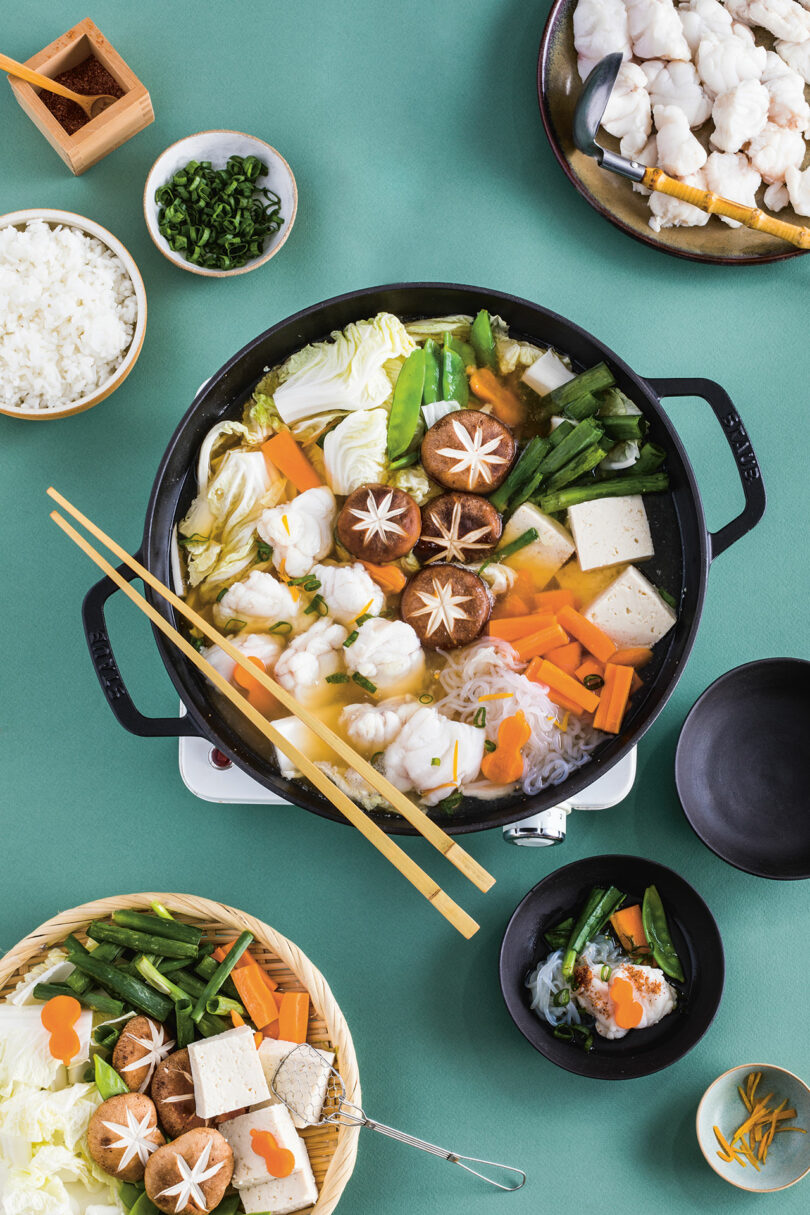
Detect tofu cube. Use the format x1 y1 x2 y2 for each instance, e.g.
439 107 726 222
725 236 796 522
257 1038 335 1128
188 1025 270 1119
554 558 624 610
218 1105 300 1188
585 566 677 648
500 503 574 589
238 1133 318 1215
567 495 654 572
272 716 334 779
521 350 575 397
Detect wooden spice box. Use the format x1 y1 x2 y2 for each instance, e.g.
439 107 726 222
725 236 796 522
8 17 154 175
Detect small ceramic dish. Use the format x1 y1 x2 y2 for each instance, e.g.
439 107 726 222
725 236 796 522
676 659 810 879
143 130 298 277
499 854 724 1079
0 208 147 420
697 1064 810 1191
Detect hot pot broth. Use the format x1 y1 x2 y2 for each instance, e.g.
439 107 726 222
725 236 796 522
176 311 679 814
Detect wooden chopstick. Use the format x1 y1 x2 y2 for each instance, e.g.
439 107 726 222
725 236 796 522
46 486 495 895
50 508 479 939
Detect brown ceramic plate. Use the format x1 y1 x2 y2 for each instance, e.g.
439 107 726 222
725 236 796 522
538 0 808 264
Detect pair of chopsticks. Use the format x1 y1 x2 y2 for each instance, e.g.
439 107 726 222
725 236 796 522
48 488 495 938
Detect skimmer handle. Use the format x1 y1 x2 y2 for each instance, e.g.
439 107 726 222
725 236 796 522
342 1103 525 1191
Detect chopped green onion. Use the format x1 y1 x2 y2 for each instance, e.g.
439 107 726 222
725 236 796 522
418 693 434 704
215 587 228 603
269 620 292 635
370 751 384 767
583 673 604 690
352 672 377 694
431 757 441 766
538 472 669 513
325 672 349 684
304 594 328 616
343 630 359 647
289 575 321 591
552 988 570 1007
600 965 612 982
174 998 194 1049
552 1025 574 1041
256 540 272 561
191 930 252 1023
436 789 463 814
484 739 496 753
190 635 205 652
657 586 677 608
223 617 246 634
473 707 486 728
355 613 373 626
150 902 173 920
112 910 201 946
480 527 538 574
550 362 614 408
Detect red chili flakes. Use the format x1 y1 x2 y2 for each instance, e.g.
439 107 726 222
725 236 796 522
39 56 125 135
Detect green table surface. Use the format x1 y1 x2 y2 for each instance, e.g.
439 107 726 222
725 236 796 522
3 2 810 1211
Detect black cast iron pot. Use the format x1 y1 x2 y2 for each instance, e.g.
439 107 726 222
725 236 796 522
82 284 765 834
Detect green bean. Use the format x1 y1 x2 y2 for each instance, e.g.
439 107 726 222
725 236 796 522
33 982 124 1017
470 309 497 371
191 931 253 1023
112 910 202 947
205 994 245 1017
642 885 685 982
94 1054 129 1099
562 886 625 980
441 334 469 406
422 338 441 405
550 362 615 408
88 921 198 959
387 347 426 459
175 998 194 1049
66 948 172 1021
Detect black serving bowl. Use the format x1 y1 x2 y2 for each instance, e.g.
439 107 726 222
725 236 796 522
676 659 810 880
499 854 724 1079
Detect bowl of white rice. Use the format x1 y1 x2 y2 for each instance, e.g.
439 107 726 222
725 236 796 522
0 208 146 419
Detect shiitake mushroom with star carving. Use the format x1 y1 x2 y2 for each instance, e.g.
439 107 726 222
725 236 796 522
113 1015 175 1093
414 492 502 567
145 1127 233 1215
151 1047 210 1138
400 565 491 649
87 1092 165 1183
421 410 515 493
336 483 421 563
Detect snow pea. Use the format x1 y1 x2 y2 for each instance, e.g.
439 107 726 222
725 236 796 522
445 334 477 369
422 338 441 406
119 1183 144 1212
441 334 469 406
387 347 426 459
94 1054 129 1099
129 1194 161 1215
470 309 498 370
642 885 685 982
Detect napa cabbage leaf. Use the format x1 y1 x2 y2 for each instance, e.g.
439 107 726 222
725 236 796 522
323 409 388 495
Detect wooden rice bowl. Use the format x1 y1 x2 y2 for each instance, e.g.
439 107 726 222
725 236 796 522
0 892 361 1215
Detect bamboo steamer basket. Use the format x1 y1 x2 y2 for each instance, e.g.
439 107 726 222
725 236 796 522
0 892 360 1215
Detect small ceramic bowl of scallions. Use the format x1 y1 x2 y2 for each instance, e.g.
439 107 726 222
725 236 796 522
143 130 297 277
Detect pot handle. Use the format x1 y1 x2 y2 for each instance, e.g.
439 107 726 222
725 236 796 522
646 377 766 562
82 551 199 738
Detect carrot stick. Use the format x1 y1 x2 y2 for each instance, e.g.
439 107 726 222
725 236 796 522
575 658 604 684
359 560 407 594
629 671 643 695
610 647 654 668
233 656 280 717
512 622 569 662
527 659 600 714
556 604 617 664
468 367 525 427
213 940 255 969
262 433 322 493
278 991 309 1044
488 613 554 641
592 663 634 733
232 965 280 1030
491 593 531 619
543 641 582 675
532 589 576 612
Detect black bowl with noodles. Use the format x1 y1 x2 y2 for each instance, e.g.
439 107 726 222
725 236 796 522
538 0 810 264
81 283 764 834
499 854 725 1079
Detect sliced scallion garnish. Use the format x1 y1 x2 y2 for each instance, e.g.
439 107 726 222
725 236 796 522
269 620 292 635
552 988 570 1007
325 672 349 684
473 706 486 728
352 672 377 693
343 630 359 648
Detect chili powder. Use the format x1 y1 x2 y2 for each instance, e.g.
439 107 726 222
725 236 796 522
39 56 124 135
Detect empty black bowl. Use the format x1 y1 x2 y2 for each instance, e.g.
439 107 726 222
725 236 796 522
676 658 810 880
498 855 724 1079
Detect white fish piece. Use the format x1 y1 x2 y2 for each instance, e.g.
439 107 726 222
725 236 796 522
343 616 426 696
258 486 337 580
710 79 769 152
573 0 632 76
309 562 385 627
340 696 420 755
383 706 485 807
601 62 652 146
648 168 711 228
213 570 310 635
572 960 677 1039
642 59 712 126
696 32 767 96
202 631 286 685
763 179 791 207
274 617 348 705
626 0 692 58
705 150 762 223
785 162 810 211
775 36 810 82
762 52 810 128
746 121 806 180
677 0 734 54
654 103 709 173
744 0 810 41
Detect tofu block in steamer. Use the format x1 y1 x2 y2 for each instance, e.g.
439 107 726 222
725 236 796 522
218 1105 300 1188
500 503 574 588
567 495 653 572
188 1025 270 1118
257 1037 335 1128
585 566 677 648
238 1132 318 1215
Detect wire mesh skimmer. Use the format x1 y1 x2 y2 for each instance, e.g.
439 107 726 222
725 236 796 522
272 1044 526 1191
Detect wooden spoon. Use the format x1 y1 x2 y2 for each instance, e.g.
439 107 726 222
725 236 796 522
0 52 117 119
